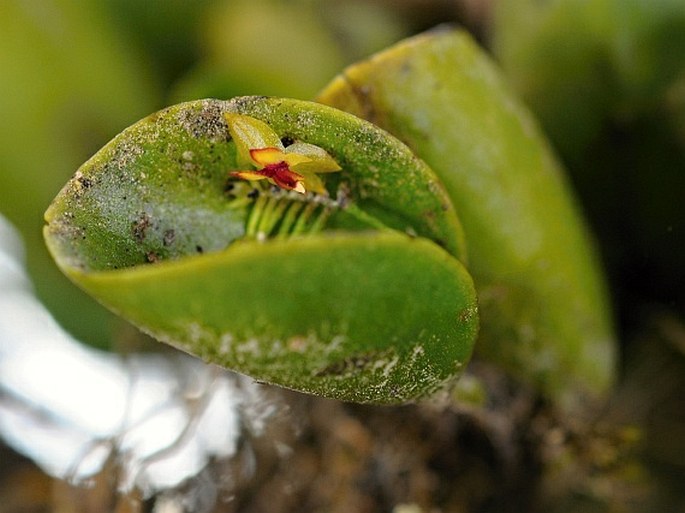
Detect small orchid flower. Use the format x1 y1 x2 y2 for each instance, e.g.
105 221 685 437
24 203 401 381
225 113 341 194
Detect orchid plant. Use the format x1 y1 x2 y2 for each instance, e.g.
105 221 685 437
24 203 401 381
44 30 615 414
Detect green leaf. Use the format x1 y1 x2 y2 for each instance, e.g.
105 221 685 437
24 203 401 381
318 29 617 412
44 97 477 404
68 233 478 404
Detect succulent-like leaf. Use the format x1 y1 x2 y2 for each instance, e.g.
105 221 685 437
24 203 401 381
318 29 616 412
44 97 477 404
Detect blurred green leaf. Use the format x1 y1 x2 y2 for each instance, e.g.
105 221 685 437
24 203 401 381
0 0 159 348
171 0 346 102
170 0 410 103
492 0 685 310
319 29 617 412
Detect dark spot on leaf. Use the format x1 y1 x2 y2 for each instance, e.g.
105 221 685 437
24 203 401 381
196 245 204 253
77 175 93 189
163 229 176 247
178 100 228 141
132 212 152 243
424 209 436 221
281 136 295 147
247 188 260 200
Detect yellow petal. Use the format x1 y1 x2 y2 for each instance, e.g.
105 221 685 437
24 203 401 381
286 142 341 173
282 152 313 168
301 173 327 195
250 147 288 166
229 170 268 182
225 113 284 167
